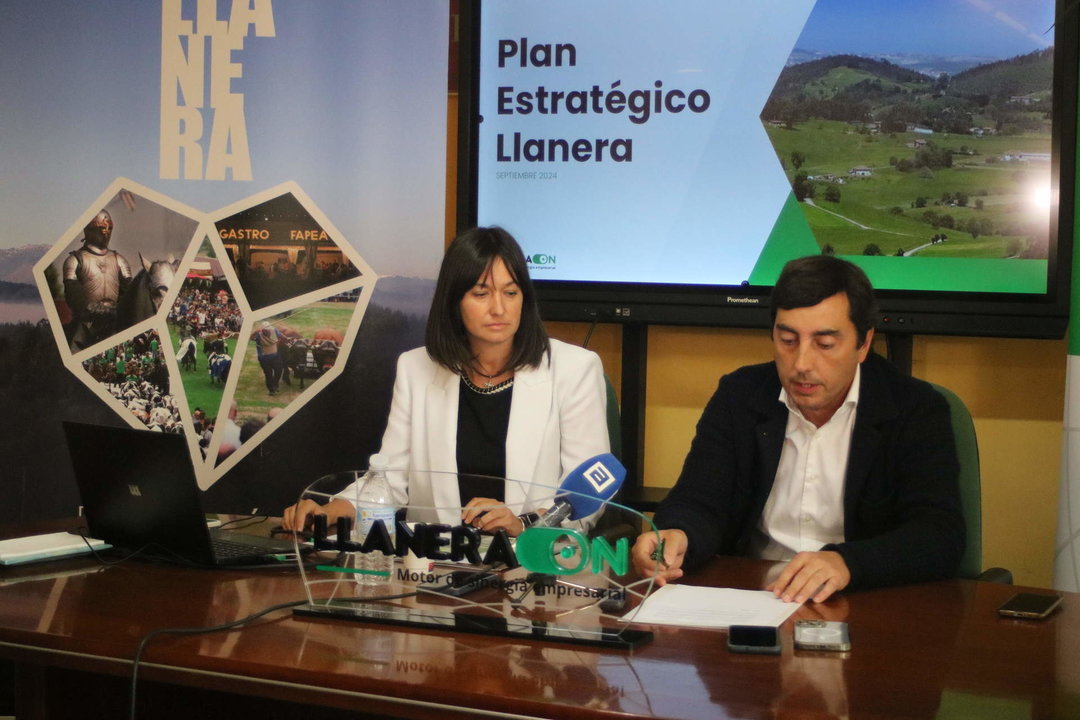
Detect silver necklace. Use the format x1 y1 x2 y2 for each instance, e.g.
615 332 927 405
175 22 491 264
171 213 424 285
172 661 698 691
469 362 507 388
462 374 514 395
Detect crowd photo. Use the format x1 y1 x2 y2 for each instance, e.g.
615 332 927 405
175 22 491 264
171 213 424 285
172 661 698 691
167 269 242 461
81 330 181 433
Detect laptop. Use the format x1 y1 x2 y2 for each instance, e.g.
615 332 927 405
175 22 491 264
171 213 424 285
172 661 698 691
62 420 300 566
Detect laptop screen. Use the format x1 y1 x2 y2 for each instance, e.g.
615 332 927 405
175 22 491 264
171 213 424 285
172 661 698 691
62 421 217 564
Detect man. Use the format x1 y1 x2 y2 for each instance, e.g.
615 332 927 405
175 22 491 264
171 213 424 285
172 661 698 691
62 209 132 350
255 321 284 395
632 255 964 604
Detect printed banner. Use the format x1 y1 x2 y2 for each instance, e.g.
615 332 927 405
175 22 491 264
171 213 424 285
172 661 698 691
0 1 448 518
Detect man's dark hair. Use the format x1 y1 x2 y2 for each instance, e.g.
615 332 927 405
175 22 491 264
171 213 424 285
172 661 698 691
770 255 878 346
425 226 550 372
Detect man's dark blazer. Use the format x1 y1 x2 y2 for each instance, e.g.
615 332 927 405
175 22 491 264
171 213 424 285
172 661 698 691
654 352 965 591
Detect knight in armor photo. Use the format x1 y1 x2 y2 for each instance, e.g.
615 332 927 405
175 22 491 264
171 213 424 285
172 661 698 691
62 210 132 351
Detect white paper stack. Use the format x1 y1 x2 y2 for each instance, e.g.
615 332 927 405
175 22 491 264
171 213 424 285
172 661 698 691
0 531 110 566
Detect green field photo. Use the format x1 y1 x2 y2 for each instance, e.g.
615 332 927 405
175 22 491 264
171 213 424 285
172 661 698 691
231 300 358 437
762 50 1053 261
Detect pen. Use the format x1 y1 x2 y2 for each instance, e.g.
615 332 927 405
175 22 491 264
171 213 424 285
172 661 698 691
651 539 668 569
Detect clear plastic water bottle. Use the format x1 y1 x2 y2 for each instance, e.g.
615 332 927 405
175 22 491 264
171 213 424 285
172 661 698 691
353 454 396 585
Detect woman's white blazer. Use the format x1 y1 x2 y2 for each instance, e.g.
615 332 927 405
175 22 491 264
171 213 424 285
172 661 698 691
375 339 610 527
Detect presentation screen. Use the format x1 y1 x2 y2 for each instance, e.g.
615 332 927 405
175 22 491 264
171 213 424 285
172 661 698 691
464 0 1077 337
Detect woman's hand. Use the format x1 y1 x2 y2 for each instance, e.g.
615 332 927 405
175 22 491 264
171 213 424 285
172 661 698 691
281 497 354 532
461 498 526 537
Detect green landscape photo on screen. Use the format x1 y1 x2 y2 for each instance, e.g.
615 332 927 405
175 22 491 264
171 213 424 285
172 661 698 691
754 48 1053 294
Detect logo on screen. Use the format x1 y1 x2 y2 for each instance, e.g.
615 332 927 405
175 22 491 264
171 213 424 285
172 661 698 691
584 461 616 494
527 253 556 267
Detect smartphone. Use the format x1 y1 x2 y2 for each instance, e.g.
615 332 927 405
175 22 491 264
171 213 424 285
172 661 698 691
419 570 499 598
727 625 781 655
794 620 851 651
997 592 1063 620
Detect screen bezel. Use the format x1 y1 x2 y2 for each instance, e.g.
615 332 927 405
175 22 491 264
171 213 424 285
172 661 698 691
456 0 1078 339
728 625 781 647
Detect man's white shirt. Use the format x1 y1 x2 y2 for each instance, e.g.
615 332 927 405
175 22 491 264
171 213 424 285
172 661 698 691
751 364 861 561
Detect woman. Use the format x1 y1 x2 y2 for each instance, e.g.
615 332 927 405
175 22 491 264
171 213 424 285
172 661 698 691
283 226 610 536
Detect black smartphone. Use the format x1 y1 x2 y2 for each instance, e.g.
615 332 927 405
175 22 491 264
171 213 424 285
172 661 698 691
727 625 781 655
997 592 1063 619
419 570 499 597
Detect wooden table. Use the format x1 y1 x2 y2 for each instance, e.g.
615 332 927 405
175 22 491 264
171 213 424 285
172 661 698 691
1 522 1078 719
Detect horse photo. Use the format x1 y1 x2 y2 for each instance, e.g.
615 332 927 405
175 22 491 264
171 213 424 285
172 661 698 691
117 253 179 328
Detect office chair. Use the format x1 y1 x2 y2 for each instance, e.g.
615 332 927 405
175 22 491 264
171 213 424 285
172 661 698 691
591 374 638 542
928 382 1013 584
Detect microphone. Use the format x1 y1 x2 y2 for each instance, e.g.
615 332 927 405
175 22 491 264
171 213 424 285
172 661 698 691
530 453 626 528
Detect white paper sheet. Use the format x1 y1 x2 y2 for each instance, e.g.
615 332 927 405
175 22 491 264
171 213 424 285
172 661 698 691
623 584 801 628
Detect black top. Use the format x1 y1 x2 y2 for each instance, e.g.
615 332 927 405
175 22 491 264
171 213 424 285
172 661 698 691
456 377 513 504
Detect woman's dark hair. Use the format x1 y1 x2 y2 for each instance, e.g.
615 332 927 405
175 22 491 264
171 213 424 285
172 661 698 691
425 226 550 372
770 255 878 347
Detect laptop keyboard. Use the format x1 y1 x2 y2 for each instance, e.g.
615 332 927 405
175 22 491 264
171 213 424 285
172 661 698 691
211 537 274 560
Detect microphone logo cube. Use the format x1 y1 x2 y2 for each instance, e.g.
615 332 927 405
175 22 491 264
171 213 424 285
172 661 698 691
584 461 617 495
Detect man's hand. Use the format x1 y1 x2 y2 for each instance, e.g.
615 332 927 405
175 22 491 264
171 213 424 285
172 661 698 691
631 529 689 586
766 550 851 604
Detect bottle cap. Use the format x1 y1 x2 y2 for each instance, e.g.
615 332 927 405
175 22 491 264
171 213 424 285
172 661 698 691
368 453 389 471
